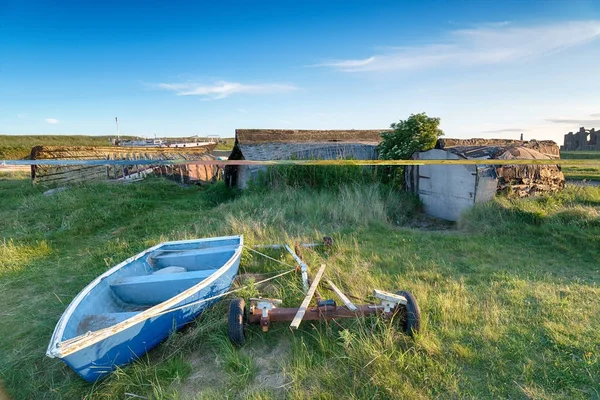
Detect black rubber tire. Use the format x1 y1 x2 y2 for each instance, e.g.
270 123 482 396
228 298 247 347
397 290 421 337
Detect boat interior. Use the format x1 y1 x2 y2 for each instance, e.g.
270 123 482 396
60 237 241 341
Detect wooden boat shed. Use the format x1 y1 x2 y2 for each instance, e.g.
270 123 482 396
224 129 387 188
405 139 565 221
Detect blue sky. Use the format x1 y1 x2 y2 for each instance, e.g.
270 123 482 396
1 0 600 143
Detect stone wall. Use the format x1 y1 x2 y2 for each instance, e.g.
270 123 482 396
562 127 600 151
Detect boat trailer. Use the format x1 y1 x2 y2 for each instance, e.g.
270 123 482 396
228 241 421 346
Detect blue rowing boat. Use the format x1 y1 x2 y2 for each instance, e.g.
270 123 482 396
46 235 243 382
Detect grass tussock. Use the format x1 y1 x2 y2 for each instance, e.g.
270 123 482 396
0 173 599 399
460 185 600 233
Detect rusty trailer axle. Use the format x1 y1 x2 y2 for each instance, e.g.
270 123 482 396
249 303 398 329
227 290 421 347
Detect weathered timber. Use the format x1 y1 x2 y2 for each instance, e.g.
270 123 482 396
290 264 327 330
30 145 220 185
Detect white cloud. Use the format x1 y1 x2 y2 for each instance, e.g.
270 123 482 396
45 118 59 124
152 81 297 99
546 113 600 125
547 117 600 125
318 20 600 72
17 113 27 119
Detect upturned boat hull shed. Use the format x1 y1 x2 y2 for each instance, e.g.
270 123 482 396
405 139 565 221
224 129 388 188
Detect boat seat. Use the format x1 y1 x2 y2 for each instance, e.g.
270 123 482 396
110 268 217 305
152 266 187 275
149 246 237 270
76 312 139 335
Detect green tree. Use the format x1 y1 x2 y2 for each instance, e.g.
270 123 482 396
378 112 444 160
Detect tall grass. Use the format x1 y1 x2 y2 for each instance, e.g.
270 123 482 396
0 174 598 399
252 164 380 190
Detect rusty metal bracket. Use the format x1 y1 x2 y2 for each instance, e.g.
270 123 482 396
250 298 282 332
373 289 407 313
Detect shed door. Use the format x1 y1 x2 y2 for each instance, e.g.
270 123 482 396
416 150 478 221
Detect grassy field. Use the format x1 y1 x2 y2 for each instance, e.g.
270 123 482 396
561 151 600 181
0 136 234 159
0 171 599 399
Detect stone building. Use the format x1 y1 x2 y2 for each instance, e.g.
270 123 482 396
562 127 600 151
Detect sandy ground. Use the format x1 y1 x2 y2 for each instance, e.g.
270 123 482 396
179 340 290 399
0 381 12 400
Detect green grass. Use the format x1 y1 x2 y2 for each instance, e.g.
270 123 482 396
0 173 599 399
0 135 122 159
0 135 234 159
561 151 600 181
561 151 600 160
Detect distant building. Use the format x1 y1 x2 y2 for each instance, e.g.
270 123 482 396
405 139 565 221
225 129 387 188
562 127 599 151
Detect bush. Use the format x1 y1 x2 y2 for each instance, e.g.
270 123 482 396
377 113 444 161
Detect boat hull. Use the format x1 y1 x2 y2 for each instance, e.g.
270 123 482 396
47 236 243 382
61 256 239 382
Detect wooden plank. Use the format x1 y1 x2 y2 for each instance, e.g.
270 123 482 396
290 264 326 330
325 279 357 311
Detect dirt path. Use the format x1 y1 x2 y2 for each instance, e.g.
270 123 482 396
0 381 12 400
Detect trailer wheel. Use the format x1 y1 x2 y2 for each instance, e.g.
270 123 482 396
228 298 247 347
396 291 421 337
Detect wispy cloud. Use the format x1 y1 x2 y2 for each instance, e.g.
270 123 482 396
45 118 59 124
318 20 600 72
17 113 28 119
547 117 600 125
546 113 600 125
151 81 297 99
482 128 526 134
